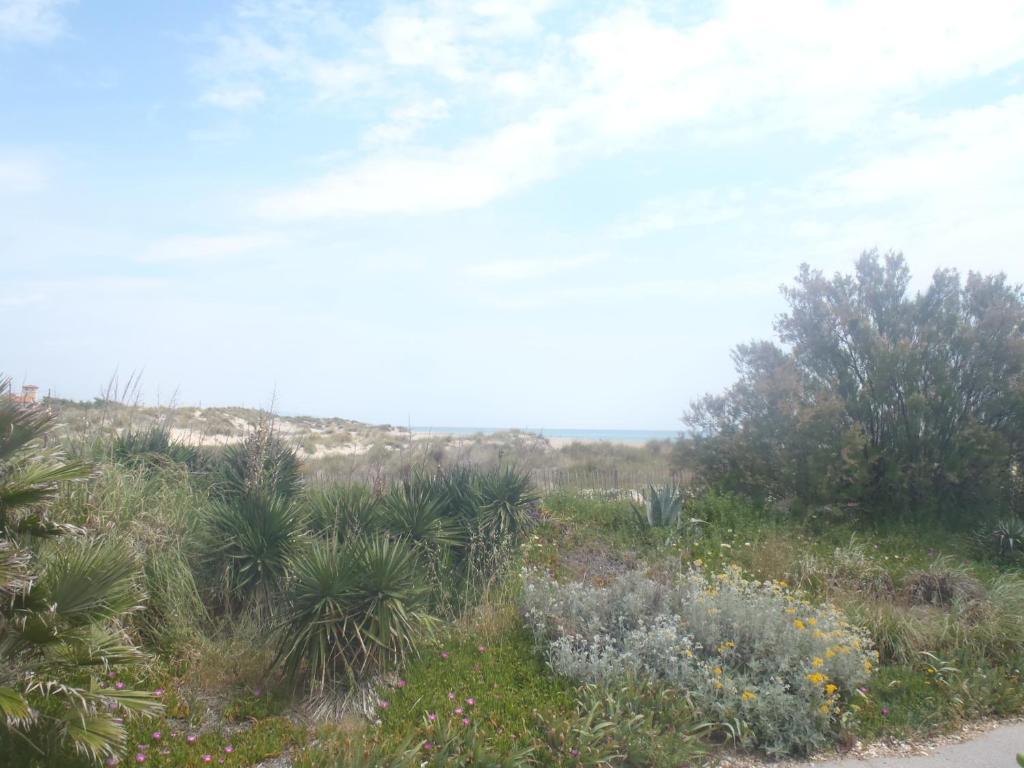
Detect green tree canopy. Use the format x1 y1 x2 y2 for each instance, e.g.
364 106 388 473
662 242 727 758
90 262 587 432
684 252 1024 525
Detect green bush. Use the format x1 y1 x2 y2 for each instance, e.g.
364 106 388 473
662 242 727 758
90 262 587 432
275 535 436 693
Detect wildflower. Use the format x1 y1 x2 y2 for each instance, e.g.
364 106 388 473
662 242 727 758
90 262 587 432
818 703 830 715
428 712 437 722
478 645 487 653
441 651 449 659
423 743 433 751
379 700 389 710
396 679 407 688
741 690 757 702
825 684 839 695
152 731 162 741
807 672 827 685
448 691 456 700
153 688 165 698
135 755 146 764
882 706 891 716
864 659 873 672
812 657 824 668
466 697 476 706
570 748 580 757
202 755 213 764
713 666 723 676
187 735 198 745
461 717 471 726
808 618 817 626
793 619 806 630
455 707 464 715
115 681 126 690
224 745 234 753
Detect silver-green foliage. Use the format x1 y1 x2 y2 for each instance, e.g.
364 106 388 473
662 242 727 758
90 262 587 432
522 566 877 755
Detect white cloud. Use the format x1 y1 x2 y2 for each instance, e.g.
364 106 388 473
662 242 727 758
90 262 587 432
258 107 569 217
0 0 70 43
201 83 265 109
465 254 601 281
249 0 1024 218
363 98 450 146
139 234 284 264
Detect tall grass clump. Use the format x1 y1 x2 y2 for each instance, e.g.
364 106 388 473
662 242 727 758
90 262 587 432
522 565 877 756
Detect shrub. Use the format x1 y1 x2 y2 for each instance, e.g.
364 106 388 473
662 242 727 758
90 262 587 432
0 381 159 762
213 420 302 502
199 492 306 616
275 536 436 694
522 565 877 755
111 425 203 472
974 517 1024 561
305 484 381 541
474 466 539 545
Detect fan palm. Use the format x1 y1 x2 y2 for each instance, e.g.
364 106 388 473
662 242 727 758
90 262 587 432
0 379 159 763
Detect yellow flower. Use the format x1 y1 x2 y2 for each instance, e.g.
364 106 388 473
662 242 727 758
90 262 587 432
807 617 817 626
825 649 837 659
812 657 824 668
785 607 797 615
778 579 789 587
807 672 827 685
793 619 806 630
818 703 830 715
741 690 757 702
714 681 724 689
825 684 839 695
713 666 723 676
864 659 873 673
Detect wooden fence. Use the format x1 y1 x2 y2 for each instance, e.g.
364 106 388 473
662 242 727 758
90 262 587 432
529 467 691 493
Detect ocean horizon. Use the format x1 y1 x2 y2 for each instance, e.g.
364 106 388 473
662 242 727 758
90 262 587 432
411 426 680 443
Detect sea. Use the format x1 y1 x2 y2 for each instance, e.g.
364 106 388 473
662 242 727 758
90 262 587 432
410 426 679 443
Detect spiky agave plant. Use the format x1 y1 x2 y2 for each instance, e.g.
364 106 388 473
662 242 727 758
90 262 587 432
275 535 436 695
0 379 160 762
111 424 203 471
633 483 684 528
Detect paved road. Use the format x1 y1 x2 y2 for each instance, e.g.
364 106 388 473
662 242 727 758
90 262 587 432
805 723 1024 768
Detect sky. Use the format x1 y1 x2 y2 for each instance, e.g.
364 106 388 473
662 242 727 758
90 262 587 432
2 0 1024 430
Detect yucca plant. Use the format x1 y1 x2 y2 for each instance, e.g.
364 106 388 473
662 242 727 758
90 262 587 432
474 467 539 545
199 491 306 617
382 482 466 551
111 424 203 471
275 535 436 694
983 517 1024 559
0 379 159 762
633 483 684 528
213 418 302 502
305 484 381 542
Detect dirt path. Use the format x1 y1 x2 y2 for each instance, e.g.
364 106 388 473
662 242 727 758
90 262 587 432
717 721 1024 768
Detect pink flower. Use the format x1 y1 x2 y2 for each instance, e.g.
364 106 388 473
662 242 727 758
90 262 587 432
202 755 213 763
478 645 487 653
447 691 456 700
461 717 471 726
571 748 580 757
423 742 433 751
115 681 126 690
108 671 117 679
427 712 437 722
378 700 389 710
441 651 449 659
465 697 475 706
396 679 407 688
224 745 234 753
153 688 165 698
882 707 891 716
187 734 198 744
454 707 464 715
135 754 146 764
152 732 162 741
